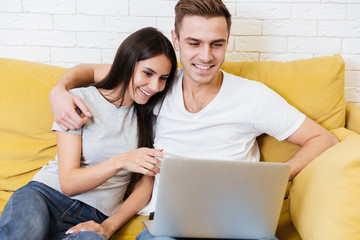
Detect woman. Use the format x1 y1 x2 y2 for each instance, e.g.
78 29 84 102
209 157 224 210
0 27 177 240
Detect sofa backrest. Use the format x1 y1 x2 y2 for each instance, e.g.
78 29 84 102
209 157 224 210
0 58 67 212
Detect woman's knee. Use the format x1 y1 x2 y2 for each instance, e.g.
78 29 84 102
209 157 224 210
0 185 50 238
10 186 49 218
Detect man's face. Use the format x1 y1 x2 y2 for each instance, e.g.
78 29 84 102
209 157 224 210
172 15 228 86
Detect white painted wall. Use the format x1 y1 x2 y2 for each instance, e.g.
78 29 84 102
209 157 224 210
0 0 359 105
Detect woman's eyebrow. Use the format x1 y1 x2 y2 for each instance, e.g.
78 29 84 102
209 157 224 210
144 67 156 74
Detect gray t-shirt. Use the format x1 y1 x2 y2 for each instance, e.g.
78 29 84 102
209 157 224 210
33 86 138 216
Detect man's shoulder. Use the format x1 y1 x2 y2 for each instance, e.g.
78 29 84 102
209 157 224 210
222 70 263 90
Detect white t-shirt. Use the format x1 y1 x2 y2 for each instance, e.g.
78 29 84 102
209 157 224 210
139 69 306 215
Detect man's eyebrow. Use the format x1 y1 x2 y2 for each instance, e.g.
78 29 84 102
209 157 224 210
212 38 227 43
185 37 200 42
184 37 227 43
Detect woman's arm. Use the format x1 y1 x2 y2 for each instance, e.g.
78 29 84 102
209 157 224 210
65 175 155 239
56 131 162 197
49 64 111 131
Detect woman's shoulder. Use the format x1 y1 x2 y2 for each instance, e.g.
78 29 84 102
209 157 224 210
69 86 99 100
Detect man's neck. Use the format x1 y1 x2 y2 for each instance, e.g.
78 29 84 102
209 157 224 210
182 71 223 113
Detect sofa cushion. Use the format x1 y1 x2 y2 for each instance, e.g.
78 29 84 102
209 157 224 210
111 215 148 240
289 131 360 240
221 54 345 163
0 58 67 213
346 102 360 134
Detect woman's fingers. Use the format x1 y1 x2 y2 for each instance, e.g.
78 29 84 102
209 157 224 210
140 158 161 174
121 148 165 175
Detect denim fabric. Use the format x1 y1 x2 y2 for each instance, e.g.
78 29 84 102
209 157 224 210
136 229 279 240
63 231 106 240
0 181 107 240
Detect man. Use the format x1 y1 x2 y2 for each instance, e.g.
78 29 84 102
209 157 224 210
49 0 338 239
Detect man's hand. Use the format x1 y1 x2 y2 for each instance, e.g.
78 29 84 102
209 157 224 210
49 86 92 131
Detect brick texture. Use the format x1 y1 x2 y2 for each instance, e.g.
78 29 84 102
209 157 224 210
0 0 359 105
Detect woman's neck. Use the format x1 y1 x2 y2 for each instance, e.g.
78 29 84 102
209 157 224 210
97 88 132 107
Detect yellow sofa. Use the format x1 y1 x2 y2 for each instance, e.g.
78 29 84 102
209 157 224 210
1 55 359 240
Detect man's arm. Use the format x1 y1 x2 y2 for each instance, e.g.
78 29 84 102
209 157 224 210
49 64 111 131
286 117 339 180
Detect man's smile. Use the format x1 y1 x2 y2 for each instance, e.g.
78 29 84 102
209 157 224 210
193 64 214 70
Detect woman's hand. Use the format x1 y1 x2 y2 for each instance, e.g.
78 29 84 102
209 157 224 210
120 148 164 176
66 220 113 240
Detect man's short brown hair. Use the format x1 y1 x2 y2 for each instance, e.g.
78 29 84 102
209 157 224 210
174 0 232 37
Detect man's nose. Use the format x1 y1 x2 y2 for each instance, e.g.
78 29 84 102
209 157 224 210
199 45 213 62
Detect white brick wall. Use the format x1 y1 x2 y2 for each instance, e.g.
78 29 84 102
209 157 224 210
0 0 359 106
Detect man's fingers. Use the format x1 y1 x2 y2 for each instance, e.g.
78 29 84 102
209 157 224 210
74 97 92 118
61 108 89 130
56 112 78 131
58 124 69 132
59 112 82 130
51 90 91 131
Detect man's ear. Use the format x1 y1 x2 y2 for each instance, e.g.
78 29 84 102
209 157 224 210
171 30 180 51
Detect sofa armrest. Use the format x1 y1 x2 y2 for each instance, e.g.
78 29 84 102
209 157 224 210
289 132 360 240
346 102 360 134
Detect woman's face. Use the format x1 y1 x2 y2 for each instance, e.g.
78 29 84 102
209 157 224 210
124 54 172 105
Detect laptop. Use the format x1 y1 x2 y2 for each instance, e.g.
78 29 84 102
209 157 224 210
143 158 290 239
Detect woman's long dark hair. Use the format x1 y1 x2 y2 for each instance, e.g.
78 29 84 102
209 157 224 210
93 27 177 148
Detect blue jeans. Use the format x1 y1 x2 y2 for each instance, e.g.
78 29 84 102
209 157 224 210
0 181 107 240
136 229 279 240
